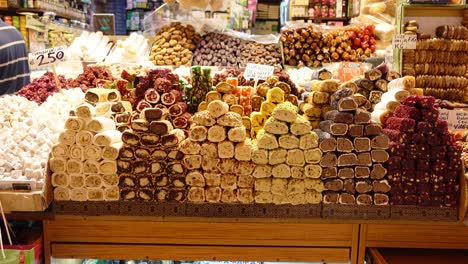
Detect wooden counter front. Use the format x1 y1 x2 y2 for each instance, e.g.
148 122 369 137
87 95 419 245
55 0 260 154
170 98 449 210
44 216 359 264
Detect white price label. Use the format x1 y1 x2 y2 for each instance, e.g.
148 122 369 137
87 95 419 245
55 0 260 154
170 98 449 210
392 34 417 49
29 46 67 70
439 109 468 130
244 63 275 81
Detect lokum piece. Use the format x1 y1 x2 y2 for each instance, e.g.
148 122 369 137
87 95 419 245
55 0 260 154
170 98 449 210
421 108 439 123
355 166 371 178
339 193 356 205
304 149 322 164
354 137 371 152
207 125 226 142
374 193 389 205
272 102 299 122
235 161 256 176
237 189 254 204
319 138 337 152
324 179 344 191
252 148 268 165
356 194 373 205
235 140 253 161
337 97 358 111
371 150 389 163
255 191 273 203
320 120 348 136
373 180 391 193
371 135 390 149
321 167 338 179
343 179 355 194
323 192 339 204
268 148 287 165
357 152 372 166
253 165 272 178
305 165 322 178
320 152 337 167
348 124 364 137
291 166 305 179
337 137 354 152
385 117 415 132
272 164 291 178
228 126 247 142
354 109 371 124
338 153 358 167
300 132 319 149
393 105 421 120
264 118 289 135
256 130 279 150
324 110 354 124
305 190 322 204
290 116 312 135
188 187 205 202
278 134 300 149
287 149 305 166
338 168 354 179
370 164 387 180
356 180 373 193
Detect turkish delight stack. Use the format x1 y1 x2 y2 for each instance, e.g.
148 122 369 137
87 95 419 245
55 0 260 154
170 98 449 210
50 89 124 202
383 95 462 207
197 80 253 134
353 64 402 110
371 76 417 125
319 87 391 205
182 100 255 204
252 100 324 205
187 66 213 113
251 77 298 138
118 84 191 202
300 78 339 129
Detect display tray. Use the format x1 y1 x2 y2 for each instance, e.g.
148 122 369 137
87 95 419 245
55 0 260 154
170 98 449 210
53 201 458 220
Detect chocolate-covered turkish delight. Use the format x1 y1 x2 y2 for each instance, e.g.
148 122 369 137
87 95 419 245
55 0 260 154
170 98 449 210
321 167 338 179
337 137 354 152
343 179 355 193
320 120 348 136
374 193 389 205
354 109 371 124
371 135 390 149
356 180 373 193
371 150 389 163
338 153 358 166
364 124 382 136
325 110 354 124
339 193 356 204
357 152 372 166
354 137 371 152
323 192 339 204
338 168 354 179
320 152 338 167
355 166 370 178
337 97 358 111
356 194 373 205
319 137 337 152
370 164 387 180
325 179 344 191
348 124 364 137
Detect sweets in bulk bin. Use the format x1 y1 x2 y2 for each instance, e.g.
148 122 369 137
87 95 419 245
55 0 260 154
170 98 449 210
238 42 282 68
213 68 300 97
186 66 213 113
319 87 390 205
383 95 462 207
67 31 112 62
0 90 84 191
106 33 150 64
67 66 115 92
192 33 241 66
117 70 191 201
281 25 376 67
354 64 403 110
250 89 323 205
50 89 124 201
401 25 468 102
300 77 338 129
150 22 200 66
18 72 71 104
183 100 254 203
370 76 417 124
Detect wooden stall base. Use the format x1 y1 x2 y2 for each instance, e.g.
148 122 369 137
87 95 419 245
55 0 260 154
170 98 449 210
44 216 360 264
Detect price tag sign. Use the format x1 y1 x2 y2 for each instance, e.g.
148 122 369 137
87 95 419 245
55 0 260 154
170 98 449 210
29 46 67 70
439 109 468 130
244 63 275 81
392 34 417 49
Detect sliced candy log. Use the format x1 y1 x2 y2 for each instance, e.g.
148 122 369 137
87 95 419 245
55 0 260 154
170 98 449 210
356 194 373 205
319 120 348 136
348 124 364 137
154 175 170 187
357 152 372 166
338 153 357 167
339 177 355 194
375 79 388 92
135 148 151 160
337 96 358 111
144 88 160 104
120 188 137 201
138 188 154 201
354 109 371 124
372 180 391 193
173 112 191 129
339 193 356 205
202 158 220 173
311 68 332 80
161 92 176 105
119 146 135 160
324 179 344 192
131 119 149 132
338 168 354 179
371 150 389 163
374 193 389 205
133 160 148 174
149 120 174 135
218 112 243 127
168 102 188 117
354 137 371 152
115 112 132 124
324 110 354 124
140 134 159 146
370 164 387 180
355 78 375 90
371 135 390 149
321 167 337 179
169 188 186 202
136 100 152 113
337 137 354 153
365 69 383 81
356 180 373 194
319 137 337 152
117 160 132 173
141 108 165 122
122 131 140 146
189 125 208 142
161 129 186 148
154 188 168 201
119 174 137 187
322 192 339 204
149 162 163 174
320 152 338 167
355 166 370 178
